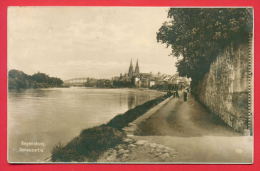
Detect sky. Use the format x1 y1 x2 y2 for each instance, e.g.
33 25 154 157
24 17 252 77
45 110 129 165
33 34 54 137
8 7 177 80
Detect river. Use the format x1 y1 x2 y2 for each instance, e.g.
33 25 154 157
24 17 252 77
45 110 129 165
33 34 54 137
8 87 164 162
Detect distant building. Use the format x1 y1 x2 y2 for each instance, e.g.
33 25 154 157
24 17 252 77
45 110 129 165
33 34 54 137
134 60 140 76
112 59 191 89
128 59 134 78
123 59 155 88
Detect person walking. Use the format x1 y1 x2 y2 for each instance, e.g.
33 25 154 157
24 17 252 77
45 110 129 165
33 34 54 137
183 89 188 101
173 86 179 98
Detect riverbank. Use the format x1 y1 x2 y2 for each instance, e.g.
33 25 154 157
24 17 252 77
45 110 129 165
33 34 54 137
9 88 164 162
51 93 172 162
98 95 252 163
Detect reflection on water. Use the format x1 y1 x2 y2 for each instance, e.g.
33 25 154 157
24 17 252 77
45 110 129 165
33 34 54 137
8 88 164 162
128 92 136 109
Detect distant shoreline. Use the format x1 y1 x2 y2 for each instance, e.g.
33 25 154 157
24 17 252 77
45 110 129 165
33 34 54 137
9 86 168 93
8 69 64 90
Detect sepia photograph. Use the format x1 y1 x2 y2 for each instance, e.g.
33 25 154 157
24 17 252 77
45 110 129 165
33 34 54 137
7 7 253 163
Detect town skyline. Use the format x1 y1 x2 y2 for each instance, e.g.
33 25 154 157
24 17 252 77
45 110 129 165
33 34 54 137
8 7 177 80
8 58 177 81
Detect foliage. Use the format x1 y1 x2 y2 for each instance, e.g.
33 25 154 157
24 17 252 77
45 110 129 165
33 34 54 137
8 70 33 89
157 8 253 83
96 79 113 88
31 72 63 86
8 69 63 89
112 80 134 88
84 78 97 87
51 125 126 162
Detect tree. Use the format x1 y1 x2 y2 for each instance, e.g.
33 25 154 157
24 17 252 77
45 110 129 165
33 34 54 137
157 8 253 84
8 69 31 89
8 69 63 89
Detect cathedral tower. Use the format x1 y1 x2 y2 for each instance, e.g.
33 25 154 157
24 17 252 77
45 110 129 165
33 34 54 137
134 59 140 76
128 59 134 78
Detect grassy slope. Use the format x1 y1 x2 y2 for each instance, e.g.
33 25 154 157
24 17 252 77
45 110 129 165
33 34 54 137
51 93 171 162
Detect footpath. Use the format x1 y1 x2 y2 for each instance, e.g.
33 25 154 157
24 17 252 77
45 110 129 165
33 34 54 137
98 94 253 163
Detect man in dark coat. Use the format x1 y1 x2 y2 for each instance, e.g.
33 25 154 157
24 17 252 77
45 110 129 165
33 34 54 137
183 90 188 101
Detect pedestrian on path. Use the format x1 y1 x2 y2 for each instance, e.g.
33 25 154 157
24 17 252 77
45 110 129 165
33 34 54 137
173 88 179 98
183 90 188 101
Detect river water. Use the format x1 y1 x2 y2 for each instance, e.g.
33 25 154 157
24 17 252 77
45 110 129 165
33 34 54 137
8 88 164 162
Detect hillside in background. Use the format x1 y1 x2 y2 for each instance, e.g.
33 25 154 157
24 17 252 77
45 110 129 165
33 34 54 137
8 69 63 89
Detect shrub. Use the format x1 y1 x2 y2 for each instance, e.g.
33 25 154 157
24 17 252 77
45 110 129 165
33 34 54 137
51 142 84 162
51 125 126 162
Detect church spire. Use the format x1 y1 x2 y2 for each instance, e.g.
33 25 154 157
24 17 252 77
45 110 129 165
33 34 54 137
128 59 134 78
134 59 140 76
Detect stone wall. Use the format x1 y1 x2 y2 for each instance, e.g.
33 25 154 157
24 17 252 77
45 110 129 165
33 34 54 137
195 43 250 133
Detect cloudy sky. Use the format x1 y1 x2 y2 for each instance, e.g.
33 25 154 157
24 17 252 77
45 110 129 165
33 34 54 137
8 7 176 80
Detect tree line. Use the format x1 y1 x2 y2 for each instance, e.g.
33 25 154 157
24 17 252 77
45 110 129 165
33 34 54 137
157 8 253 86
8 69 63 89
